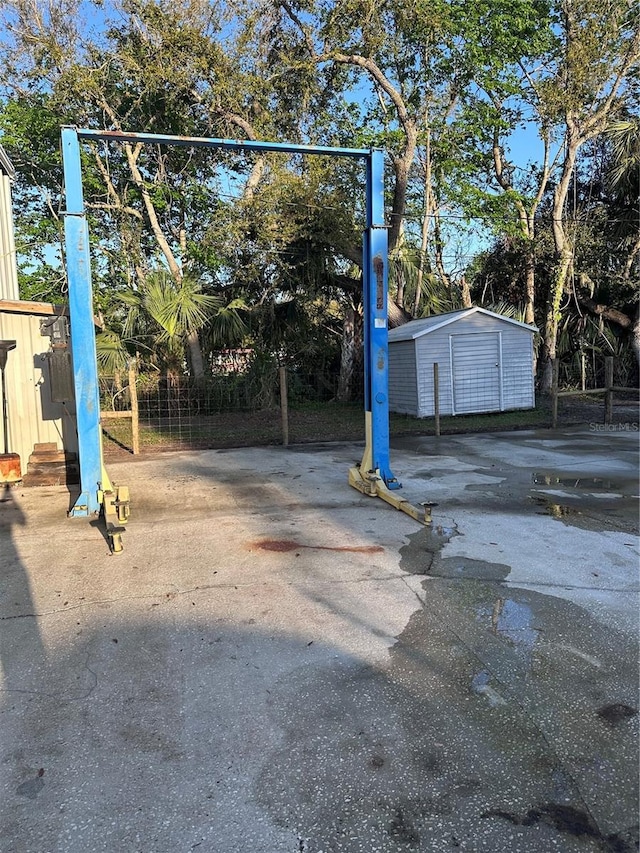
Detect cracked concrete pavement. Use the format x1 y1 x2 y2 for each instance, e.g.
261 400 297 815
0 425 638 852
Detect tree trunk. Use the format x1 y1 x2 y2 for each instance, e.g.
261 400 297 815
414 141 435 318
388 117 418 264
433 209 453 298
389 146 413 311
389 155 410 259
540 249 573 392
489 115 550 354
539 329 555 394
631 311 640 369
540 131 579 392
337 306 356 402
623 232 640 281
413 253 425 318
460 274 472 308
524 250 535 326
524 248 537 376
393 250 406 311
187 329 205 379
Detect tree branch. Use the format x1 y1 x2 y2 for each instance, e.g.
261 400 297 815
90 145 143 220
577 276 632 329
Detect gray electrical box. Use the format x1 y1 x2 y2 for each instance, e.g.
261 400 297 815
47 349 74 403
41 315 74 403
40 315 70 345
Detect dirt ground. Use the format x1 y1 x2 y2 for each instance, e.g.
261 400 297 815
102 396 639 460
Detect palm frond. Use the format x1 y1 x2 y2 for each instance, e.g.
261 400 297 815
606 119 640 190
95 330 131 375
208 298 249 348
482 300 527 323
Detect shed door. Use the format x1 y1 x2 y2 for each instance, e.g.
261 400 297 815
451 332 502 414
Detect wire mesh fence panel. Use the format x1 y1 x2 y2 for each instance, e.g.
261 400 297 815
612 355 639 390
501 361 536 410
452 365 502 414
99 374 132 411
559 351 639 391
99 365 343 454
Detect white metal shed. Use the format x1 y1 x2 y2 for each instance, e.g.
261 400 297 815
0 144 19 302
388 307 537 417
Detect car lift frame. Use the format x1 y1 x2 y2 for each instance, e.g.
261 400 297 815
61 126 429 551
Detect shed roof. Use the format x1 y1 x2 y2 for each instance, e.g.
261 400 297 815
387 307 537 342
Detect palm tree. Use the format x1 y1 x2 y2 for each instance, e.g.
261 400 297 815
605 118 640 284
388 242 459 319
98 270 247 379
603 118 640 366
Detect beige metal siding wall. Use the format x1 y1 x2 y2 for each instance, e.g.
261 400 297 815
0 310 77 472
0 173 19 301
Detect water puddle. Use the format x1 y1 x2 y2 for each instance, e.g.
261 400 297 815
530 497 581 519
532 473 628 493
424 523 457 547
432 556 512 581
476 597 539 659
530 472 639 532
398 524 458 575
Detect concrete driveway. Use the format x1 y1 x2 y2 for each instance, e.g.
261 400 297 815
1 425 638 852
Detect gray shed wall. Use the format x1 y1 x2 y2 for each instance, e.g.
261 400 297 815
414 326 453 416
387 339 417 415
500 326 535 410
0 172 19 301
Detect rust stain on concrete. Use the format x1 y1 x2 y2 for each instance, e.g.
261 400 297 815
251 538 384 554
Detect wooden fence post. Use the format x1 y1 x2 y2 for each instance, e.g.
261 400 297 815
604 356 614 425
551 359 559 429
279 365 289 447
433 362 440 437
128 360 140 455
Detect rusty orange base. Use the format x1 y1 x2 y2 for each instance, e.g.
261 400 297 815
0 453 22 483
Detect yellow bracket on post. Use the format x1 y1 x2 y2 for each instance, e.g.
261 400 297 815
349 465 432 525
97 459 130 554
349 413 431 525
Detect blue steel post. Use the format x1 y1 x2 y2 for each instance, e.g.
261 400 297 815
364 149 398 488
61 127 103 515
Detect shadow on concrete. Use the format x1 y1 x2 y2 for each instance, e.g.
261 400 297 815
0 484 48 690
0 603 637 853
1 439 638 852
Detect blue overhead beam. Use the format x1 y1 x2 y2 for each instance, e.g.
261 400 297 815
74 128 370 159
